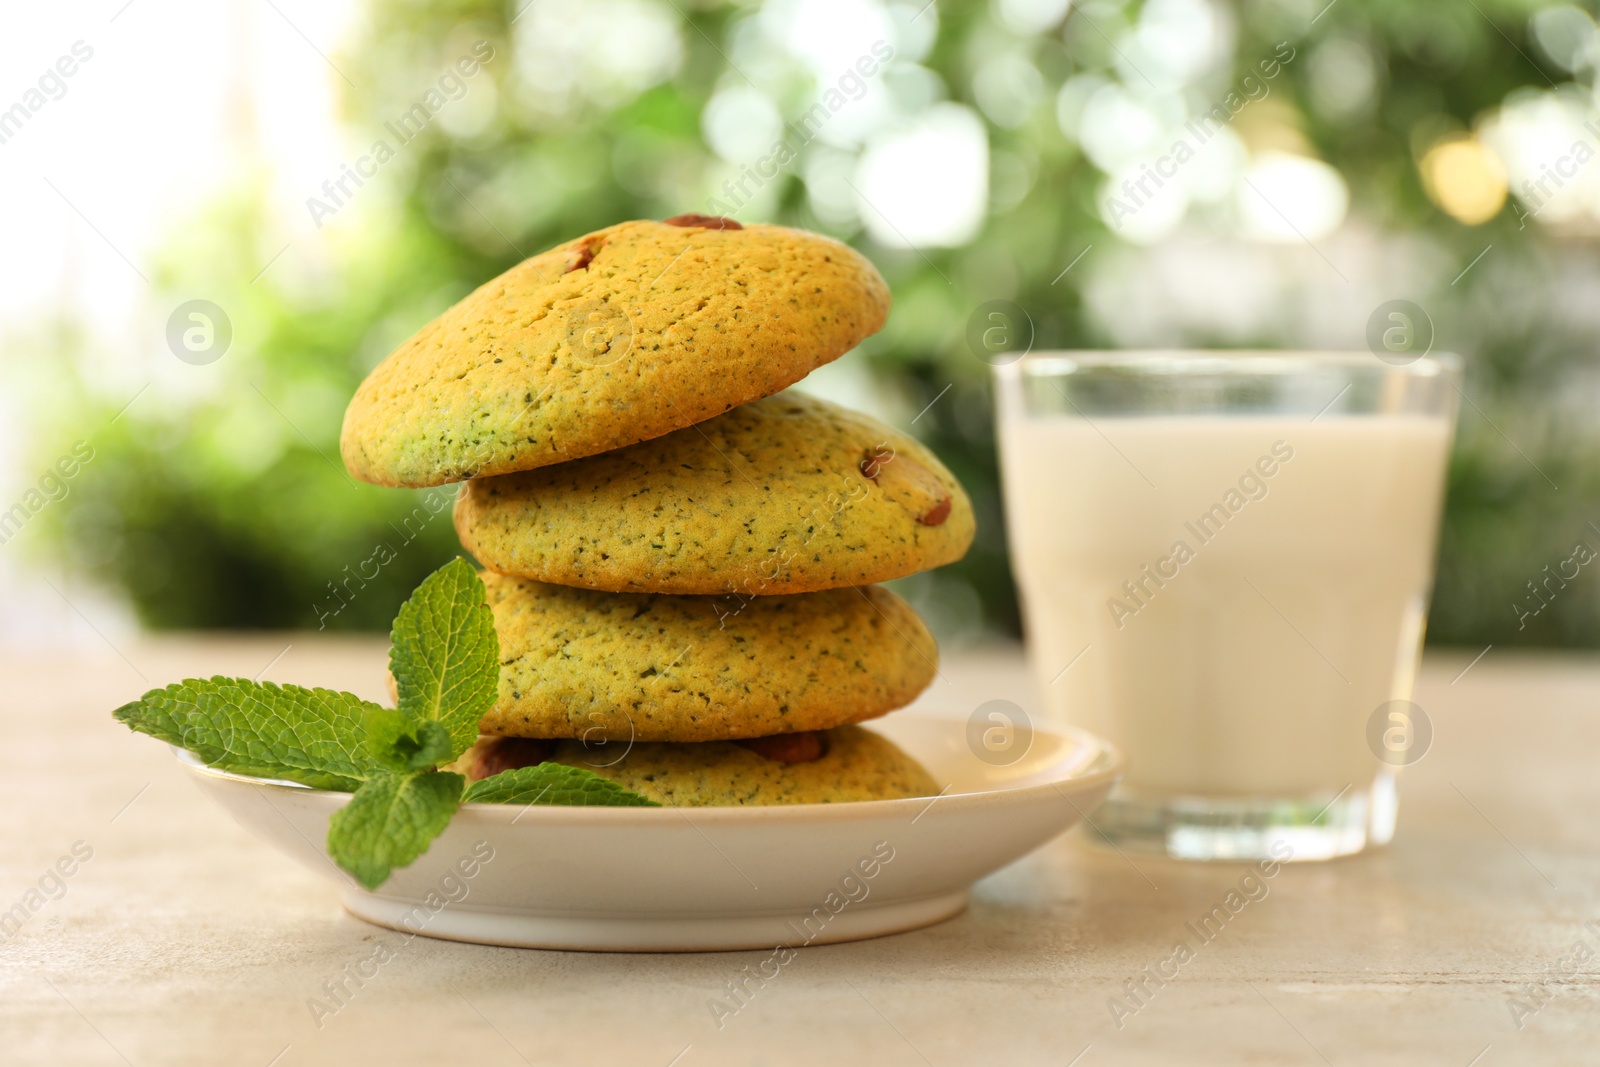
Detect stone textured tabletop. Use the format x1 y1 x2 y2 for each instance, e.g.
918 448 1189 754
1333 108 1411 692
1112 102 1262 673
2 637 1595 1066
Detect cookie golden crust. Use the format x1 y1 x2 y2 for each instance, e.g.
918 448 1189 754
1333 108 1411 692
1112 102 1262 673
562 726 938 806
339 219 891 488
446 726 939 806
454 393 975 595
478 572 938 742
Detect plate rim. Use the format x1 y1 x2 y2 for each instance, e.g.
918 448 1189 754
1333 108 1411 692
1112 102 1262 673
172 718 1125 826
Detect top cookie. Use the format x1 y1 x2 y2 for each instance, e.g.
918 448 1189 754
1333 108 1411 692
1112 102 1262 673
454 392 976 595
340 217 890 487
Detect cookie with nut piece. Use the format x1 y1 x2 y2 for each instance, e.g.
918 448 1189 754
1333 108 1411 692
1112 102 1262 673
339 217 890 488
454 392 974 595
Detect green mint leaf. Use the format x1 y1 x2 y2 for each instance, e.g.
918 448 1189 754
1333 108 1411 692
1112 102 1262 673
389 557 499 761
114 678 385 790
366 709 455 772
463 763 660 807
327 771 465 889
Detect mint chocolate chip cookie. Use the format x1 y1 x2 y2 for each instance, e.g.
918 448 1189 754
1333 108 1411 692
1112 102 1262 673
478 571 938 742
455 392 974 595
340 219 890 488
453 725 940 806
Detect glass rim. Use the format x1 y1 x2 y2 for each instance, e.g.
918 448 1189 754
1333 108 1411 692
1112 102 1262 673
994 350 1461 379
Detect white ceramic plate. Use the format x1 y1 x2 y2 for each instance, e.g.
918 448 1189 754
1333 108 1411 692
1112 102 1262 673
177 716 1123 952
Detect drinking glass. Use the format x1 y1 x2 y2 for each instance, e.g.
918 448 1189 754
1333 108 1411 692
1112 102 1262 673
993 351 1460 860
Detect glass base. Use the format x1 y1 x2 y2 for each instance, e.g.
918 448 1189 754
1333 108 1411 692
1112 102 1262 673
1085 772 1397 861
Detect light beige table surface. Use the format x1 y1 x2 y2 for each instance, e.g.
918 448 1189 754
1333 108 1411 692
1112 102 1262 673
2 637 1596 1066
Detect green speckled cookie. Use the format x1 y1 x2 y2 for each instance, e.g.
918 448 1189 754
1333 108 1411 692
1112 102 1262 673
479 571 938 742
455 392 974 595
340 217 890 488
448 726 939 806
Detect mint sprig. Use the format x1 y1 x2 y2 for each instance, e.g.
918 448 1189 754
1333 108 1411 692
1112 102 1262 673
113 680 387 791
465 763 660 807
326 771 466 889
113 557 654 891
365 709 455 773
387 556 499 758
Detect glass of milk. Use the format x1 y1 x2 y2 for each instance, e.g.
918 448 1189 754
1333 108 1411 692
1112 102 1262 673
994 352 1459 860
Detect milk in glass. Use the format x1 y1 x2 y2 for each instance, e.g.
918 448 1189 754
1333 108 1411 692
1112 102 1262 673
1000 414 1452 798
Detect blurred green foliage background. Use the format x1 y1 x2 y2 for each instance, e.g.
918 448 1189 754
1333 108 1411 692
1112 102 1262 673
31 0 1600 647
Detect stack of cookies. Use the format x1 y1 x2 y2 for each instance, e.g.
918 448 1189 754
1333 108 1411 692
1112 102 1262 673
339 216 973 806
